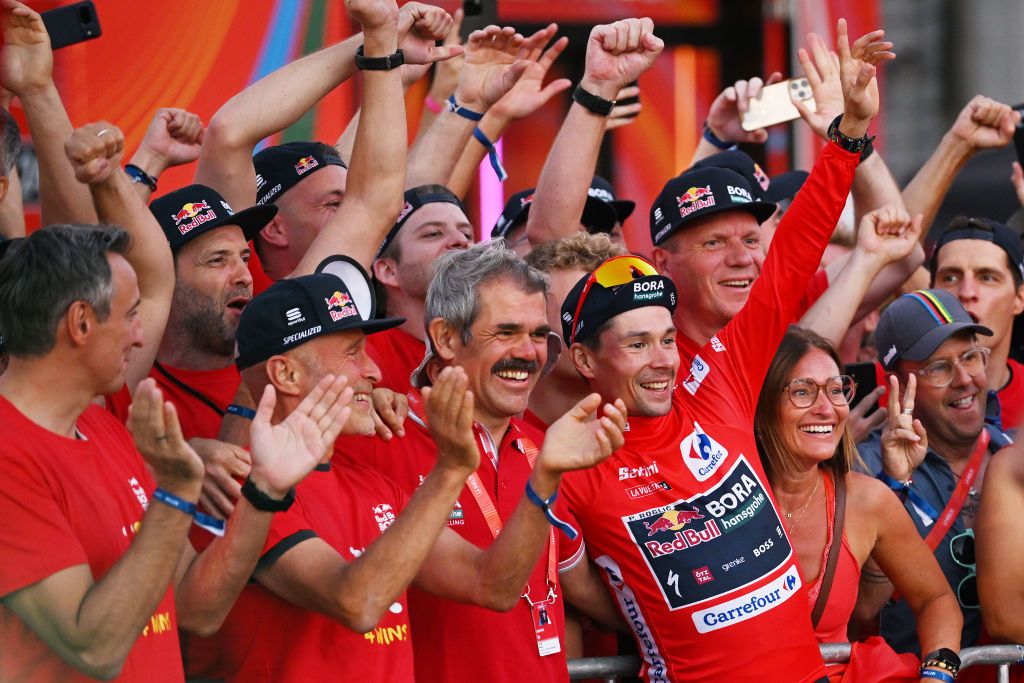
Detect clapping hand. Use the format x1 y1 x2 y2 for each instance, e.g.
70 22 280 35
423 366 480 476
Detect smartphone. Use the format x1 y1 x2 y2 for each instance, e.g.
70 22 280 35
41 1 101 51
844 361 879 415
462 0 483 16
740 78 816 132
1012 103 1024 168
616 80 641 120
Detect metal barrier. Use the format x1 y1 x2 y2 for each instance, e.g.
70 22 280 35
567 644 1024 682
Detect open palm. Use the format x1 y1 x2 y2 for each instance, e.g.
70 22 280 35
541 395 627 472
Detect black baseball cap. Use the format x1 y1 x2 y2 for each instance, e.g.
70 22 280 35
691 149 807 204
649 167 776 246
236 259 404 369
930 216 1024 284
377 185 468 258
253 141 347 207
149 184 277 252
560 256 677 345
582 176 635 234
875 289 993 370
493 188 535 239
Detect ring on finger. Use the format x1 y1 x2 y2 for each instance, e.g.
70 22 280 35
155 434 169 441
96 129 110 137
902 408 913 415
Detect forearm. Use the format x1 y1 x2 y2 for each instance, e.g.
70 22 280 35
174 500 273 635
562 561 627 631
852 153 903 225
20 85 97 224
856 242 925 319
913 592 963 657
447 111 510 199
801 250 885 346
853 565 894 620
406 108 476 188
125 147 168 204
525 101 606 248
0 165 25 238
334 108 360 166
902 132 975 238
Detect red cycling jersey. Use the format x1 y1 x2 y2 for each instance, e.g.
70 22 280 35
561 142 858 683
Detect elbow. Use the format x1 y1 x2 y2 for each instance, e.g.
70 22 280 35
476 583 520 613
332 594 390 635
178 612 225 639
204 109 250 153
75 650 126 681
983 609 1024 644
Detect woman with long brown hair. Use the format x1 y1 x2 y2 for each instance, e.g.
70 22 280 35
755 326 961 682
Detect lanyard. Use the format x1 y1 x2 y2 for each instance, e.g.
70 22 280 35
923 429 990 552
407 390 558 595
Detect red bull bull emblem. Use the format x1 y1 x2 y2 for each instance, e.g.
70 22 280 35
752 163 770 192
324 290 357 322
295 156 319 176
675 185 715 219
171 200 216 235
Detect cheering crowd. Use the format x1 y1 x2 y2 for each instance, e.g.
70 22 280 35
3 0 1024 681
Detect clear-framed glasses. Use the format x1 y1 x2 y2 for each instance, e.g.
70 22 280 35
784 375 857 409
949 528 978 609
913 347 990 388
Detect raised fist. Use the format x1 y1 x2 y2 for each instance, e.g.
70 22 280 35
64 122 125 185
580 18 664 101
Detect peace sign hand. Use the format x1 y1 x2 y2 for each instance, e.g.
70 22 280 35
880 374 928 482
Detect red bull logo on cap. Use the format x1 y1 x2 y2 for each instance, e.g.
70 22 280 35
295 156 319 176
171 200 216 235
752 162 770 192
325 290 357 322
676 185 715 219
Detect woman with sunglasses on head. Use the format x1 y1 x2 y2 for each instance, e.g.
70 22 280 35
756 326 962 683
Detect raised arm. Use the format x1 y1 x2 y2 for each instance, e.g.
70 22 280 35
977 443 1024 642
0 0 95 225
800 205 921 346
2 381 204 680
252 367 477 633
173 375 350 634
64 123 175 394
405 24 530 189
414 394 626 610
0 160 24 238
126 108 205 203
902 96 1018 237
524 18 662 248
286 0 408 276
689 72 782 165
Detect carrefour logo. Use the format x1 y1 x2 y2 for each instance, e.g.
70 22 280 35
691 565 801 633
680 421 727 481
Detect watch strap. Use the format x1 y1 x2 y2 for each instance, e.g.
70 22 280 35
124 164 158 191
241 476 295 512
827 114 875 155
355 45 404 71
572 83 615 117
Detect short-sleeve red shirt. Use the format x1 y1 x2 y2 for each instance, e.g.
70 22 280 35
0 398 183 683
366 327 426 396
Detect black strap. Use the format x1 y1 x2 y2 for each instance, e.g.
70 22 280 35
152 361 225 418
811 471 846 628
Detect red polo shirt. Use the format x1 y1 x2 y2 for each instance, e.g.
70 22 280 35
366 327 426 396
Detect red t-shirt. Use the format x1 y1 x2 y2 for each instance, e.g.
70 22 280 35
563 143 857 683
998 358 1024 432
0 399 183 683
797 268 830 319
248 249 275 297
364 394 584 683
215 463 413 682
366 327 426 396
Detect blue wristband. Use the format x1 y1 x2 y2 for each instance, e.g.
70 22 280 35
153 487 226 537
447 95 484 122
227 403 257 420
702 123 736 151
524 480 578 540
877 471 941 521
876 471 911 491
472 128 507 182
920 668 955 683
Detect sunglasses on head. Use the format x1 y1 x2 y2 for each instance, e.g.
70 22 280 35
569 255 660 345
950 528 978 609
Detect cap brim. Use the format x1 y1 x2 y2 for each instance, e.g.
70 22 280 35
611 199 636 221
221 204 279 243
581 199 620 234
356 316 406 336
765 171 808 203
901 322 994 362
653 200 778 246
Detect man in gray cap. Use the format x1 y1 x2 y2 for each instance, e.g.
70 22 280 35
858 288 1010 658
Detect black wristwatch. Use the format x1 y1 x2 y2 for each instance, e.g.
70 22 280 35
572 83 616 117
241 476 295 512
921 648 961 678
355 45 404 71
827 114 875 155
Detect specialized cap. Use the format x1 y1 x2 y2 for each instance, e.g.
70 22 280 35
582 176 635 234
493 188 535 239
150 184 277 252
930 216 1024 284
560 255 677 345
235 255 403 369
649 167 776 246
377 185 468 258
691 149 807 204
875 289 993 370
253 141 347 207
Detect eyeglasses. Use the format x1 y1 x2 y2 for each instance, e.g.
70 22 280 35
913 347 990 388
950 528 978 609
569 255 660 345
783 375 857 409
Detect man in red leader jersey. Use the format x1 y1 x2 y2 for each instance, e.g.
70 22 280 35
363 241 628 682
553 21 890 682
0 225 352 682
212 268 625 682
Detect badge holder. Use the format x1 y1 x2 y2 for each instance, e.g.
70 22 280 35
523 585 561 657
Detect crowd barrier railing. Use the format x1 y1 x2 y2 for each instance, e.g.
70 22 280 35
567 644 1024 682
